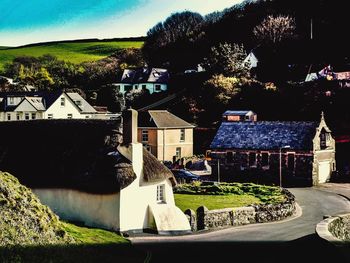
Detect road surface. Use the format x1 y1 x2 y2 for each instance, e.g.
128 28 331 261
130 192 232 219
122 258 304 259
130 187 350 263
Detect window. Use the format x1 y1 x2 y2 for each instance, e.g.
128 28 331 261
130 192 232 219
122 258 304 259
9 97 14 105
134 84 138 89
60 97 65 106
176 147 181 158
156 184 165 203
249 152 256 167
48 114 53 119
142 130 149 142
7 114 11 121
180 129 185 142
155 84 161 91
85 115 90 119
16 114 20 120
67 114 73 119
245 115 250 121
261 153 269 166
31 113 36 120
75 100 82 106
142 84 147 90
25 113 30 120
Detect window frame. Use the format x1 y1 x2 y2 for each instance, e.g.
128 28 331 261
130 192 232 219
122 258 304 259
156 184 165 203
67 113 73 119
142 130 149 142
180 129 185 142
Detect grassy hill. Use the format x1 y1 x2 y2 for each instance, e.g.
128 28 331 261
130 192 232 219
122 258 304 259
0 171 145 262
0 39 143 71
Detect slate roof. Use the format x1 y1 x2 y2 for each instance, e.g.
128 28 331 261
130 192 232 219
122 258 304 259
120 67 169 84
66 92 97 113
210 121 318 151
25 97 46 111
138 110 195 129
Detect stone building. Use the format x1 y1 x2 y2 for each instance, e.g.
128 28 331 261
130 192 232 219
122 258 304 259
209 112 336 186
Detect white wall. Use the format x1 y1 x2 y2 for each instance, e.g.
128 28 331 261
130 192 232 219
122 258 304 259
118 143 188 233
33 189 121 231
44 93 86 119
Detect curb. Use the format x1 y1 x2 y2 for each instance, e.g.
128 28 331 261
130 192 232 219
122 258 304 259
316 213 350 245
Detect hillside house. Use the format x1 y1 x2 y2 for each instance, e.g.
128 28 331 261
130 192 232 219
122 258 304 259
0 91 97 121
222 110 257 122
138 110 195 162
114 67 169 95
209 112 336 186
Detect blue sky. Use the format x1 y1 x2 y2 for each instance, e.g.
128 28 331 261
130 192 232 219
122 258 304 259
0 0 242 46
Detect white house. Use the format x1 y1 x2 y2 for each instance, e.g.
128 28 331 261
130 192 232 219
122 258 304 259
33 108 191 234
114 67 169 95
0 91 98 121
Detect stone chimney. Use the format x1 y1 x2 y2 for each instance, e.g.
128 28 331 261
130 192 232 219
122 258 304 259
122 108 138 145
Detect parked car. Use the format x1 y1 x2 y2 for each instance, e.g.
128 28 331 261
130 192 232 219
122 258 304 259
171 169 201 183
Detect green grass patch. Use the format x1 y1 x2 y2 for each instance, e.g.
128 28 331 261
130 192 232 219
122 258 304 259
61 222 128 245
173 182 286 211
175 193 261 212
0 40 143 71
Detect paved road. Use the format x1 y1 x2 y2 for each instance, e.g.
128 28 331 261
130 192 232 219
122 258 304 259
130 187 350 263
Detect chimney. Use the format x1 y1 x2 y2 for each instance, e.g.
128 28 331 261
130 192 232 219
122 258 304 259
122 108 138 145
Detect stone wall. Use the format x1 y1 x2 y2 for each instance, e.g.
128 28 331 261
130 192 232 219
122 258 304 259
189 189 296 231
328 214 350 241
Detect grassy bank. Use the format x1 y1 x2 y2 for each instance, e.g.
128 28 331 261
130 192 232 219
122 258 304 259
0 40 143 71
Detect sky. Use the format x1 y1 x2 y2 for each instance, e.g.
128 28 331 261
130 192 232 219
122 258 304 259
0 0 243 47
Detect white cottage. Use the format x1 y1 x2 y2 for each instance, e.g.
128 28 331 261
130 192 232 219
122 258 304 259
33 109 190 234
0 91 97 121
114 67 169 95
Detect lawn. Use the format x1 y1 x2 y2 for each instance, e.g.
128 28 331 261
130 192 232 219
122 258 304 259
0 222 146 263
175 193 261 211
61 222 129 245
0 40 143 71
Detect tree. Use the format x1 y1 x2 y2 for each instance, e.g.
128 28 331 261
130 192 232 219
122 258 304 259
253 15 296 45
203 74 242 105
96 84 124 113
142 11 205 70
204 43 250 78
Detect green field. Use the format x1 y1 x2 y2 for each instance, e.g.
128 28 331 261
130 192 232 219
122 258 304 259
0 40 143 71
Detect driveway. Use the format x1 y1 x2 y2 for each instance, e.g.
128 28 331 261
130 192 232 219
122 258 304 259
130 187 350 263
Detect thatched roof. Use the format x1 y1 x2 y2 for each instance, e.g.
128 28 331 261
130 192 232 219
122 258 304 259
142 148 176 186
117 144 176 187
107 151 136 190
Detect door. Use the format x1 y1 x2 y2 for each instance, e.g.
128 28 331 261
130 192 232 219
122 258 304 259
318 161 331 183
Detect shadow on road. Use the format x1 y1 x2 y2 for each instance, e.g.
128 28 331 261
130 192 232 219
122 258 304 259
136 234 347 263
